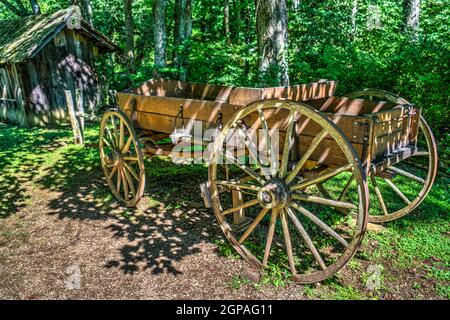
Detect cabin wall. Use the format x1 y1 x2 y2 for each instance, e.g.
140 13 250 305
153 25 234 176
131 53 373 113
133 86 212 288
19 28 104 126
0 63 28 126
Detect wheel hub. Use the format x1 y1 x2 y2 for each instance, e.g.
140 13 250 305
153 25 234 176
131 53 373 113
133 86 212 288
257 179 290 209
110 148 123 166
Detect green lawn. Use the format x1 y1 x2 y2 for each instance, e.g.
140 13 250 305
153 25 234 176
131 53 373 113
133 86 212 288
0 122 448 299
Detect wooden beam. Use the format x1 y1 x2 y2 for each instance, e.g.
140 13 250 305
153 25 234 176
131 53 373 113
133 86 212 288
65 90 83 144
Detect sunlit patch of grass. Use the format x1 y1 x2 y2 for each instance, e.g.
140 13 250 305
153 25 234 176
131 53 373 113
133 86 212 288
229 275 251 290
322 284 368 300
436 284 450 299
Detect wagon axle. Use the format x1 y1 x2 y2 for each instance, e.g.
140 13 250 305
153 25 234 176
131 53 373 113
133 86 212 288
257 179 290 209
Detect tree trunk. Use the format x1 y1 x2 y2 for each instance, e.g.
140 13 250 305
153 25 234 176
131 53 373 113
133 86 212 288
124 0 135 74
153 0 167 70
351 0 357 40
256 0 289 87
234 0 241 42
29 0 41 14
224 0 230 42
72 0 94 26
173 0 182 62
406 0 421 40
173 0 193 81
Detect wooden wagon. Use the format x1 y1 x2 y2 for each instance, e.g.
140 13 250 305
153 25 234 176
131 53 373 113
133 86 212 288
99 78 438 283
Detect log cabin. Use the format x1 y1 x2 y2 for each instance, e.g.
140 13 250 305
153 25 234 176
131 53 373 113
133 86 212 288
0 6 119 127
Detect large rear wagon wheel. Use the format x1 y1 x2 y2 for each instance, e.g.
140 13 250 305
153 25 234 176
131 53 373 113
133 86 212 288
345 90 438 223
208 100 369 283
99 109 145 207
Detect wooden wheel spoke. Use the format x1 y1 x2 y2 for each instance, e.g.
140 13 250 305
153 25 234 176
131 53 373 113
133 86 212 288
238 207 269 244
285 129 328 184
237 123 266 172
102 137 112 148
257 109 277 174
105 124 116 149
123 166 136 196
280 209 296 275
122 136 133 154
279 110 296 179
108 165 118 180
389 166 425 184
291 202 349 247
290 163 353 191
123 161 139 181
119 119 125 149
262 209 279 266
292 193 357 210
223 198 259 216
415 151 429 157
337 174 354 201
116 168 122 193
123 156 139 162
286 207 326 270
384 178 411 204
370 176 388 215
216 181 260 192
121 169 129 201
224 153 265 184
110 116 120 148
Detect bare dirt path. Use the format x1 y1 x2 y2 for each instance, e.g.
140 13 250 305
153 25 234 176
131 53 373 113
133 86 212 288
0 179 304 299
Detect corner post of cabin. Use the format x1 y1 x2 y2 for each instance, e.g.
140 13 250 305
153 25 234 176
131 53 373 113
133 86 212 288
75 89 85 134
65 89 83 145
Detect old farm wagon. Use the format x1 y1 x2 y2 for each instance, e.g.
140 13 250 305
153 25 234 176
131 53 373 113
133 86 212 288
99 79 438 283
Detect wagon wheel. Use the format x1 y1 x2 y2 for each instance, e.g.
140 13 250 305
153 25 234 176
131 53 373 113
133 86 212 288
208 100 369 283
343 90 438 223
99 109 145 207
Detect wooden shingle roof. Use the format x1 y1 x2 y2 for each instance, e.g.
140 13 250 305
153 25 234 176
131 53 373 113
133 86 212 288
0 6 119 64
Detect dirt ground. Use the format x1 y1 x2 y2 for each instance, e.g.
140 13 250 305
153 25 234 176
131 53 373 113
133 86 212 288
0 177 305 300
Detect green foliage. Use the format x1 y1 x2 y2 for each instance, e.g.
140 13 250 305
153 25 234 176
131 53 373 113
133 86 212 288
0 0 448 137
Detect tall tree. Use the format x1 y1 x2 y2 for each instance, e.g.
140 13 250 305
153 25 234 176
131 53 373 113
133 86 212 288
406 0 421 40
124 0 135 74
351 0 358 40
224 0 230 42
233 0 241 42
173 0 193 80
71 0 93 26
153 0 167 70
256 0 289 86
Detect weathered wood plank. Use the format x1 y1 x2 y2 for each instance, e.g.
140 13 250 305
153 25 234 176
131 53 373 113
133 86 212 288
117 93 239 125
65 90 83 144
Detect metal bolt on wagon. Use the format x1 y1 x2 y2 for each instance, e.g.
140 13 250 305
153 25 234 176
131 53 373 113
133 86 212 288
99 78 438 283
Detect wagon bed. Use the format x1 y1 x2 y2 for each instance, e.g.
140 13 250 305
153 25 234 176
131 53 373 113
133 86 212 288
116 78 422 173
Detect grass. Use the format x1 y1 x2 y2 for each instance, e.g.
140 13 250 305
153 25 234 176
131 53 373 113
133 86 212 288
0 122 449 299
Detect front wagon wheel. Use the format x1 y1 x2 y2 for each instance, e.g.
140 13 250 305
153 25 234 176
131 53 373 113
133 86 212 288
208 100 369 283
99 109 145 207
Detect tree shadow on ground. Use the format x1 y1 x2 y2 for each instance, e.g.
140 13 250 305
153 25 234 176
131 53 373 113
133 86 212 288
0 124 72 218
34 133 221 276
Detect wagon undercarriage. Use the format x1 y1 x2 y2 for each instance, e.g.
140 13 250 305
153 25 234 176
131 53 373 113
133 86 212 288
99 79 438 283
